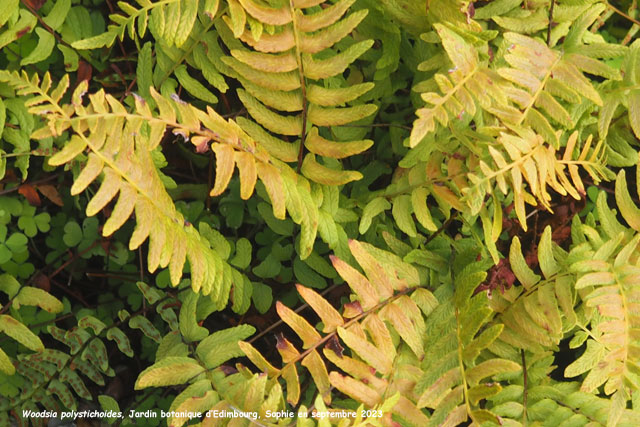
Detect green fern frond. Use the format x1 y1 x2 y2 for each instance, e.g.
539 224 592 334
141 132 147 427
597 41 640 167
556 168 640 424
365 127 607 241
490 226 571 354
486 192 640 426
1 284 157 419
414 255 522 426
72 0 215 50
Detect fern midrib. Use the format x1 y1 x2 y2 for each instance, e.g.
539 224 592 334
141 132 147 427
516 54 563 126
272 286 415 383
454 306 474 422
612 269 631 376
465 144 544 200
82 133 178 227
64 112 263 157
429 65 480 122
365 171 468 202
289 0 309 172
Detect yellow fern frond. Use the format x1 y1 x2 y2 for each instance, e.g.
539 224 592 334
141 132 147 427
465 129 608 230
217 0 376 182
0 70 320 299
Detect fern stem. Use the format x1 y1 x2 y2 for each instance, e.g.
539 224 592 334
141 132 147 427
247 283 341 345
547 0 556 46
289 0 308 173
454 306 474 422
606 2 640 28
19 0 103 71
521 349 528 426
264 286 415 383
518 55 562 126
62 112 257 156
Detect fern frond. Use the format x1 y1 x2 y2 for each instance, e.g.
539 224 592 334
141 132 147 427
490 226 572 354
565 231 640 424
2 283 157 419
411 25 517 147
235 240 529 424
0 70 265 302
615 162 640 232
238 240 427 419
485 381 639 426
595 41 640 166
216 0 376 181
72 0 213 50
498 5 620 145
413 253 525 426
489 201 640 425
464 129 608 230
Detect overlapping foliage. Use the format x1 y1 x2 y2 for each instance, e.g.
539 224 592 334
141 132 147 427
1 0 640 426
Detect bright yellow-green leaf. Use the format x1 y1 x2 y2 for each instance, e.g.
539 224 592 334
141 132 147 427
135 357 205 389
238 341 280 376
359 197 391 234
337 326 392 375
392 195 417 237
179 291 209 343
0 315 44 352
14 287 63 313
282 364 300 405
210 144 236 196
509 237 540 289
0 274 20 298
238 0 292 25
301 350 331 404
305 128 372 159
227 0 247 37
49 135 87 166
301 154 362 185
615 169 640 232
348 240 393 299
21 28 55 66
0 347 15 375
380 302 424 359
329 371 380 407
538 226 560 278
330 255 379 310
256 162 286 219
